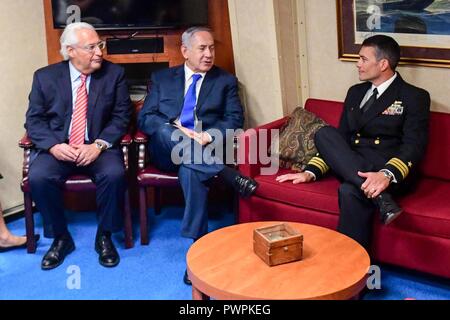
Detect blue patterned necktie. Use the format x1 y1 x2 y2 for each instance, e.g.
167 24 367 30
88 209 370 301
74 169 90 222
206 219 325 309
180 73 202 129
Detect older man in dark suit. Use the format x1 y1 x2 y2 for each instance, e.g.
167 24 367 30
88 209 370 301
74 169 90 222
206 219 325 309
277 35 430 249
138 26 257 284
26 22 131 269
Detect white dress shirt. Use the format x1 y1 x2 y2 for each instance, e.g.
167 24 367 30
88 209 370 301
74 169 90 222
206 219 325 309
174 64 212 142
359 72 397 108
183 63 206 98
68 61 91 142
174 64 207 127
68 61 111 147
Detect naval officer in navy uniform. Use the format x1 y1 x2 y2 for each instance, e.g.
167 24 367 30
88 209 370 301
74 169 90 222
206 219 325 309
277 35 430 249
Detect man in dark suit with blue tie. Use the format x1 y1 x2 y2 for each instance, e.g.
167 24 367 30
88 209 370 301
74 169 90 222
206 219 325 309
138 26 257 284
26 22 132 269
277 35 430 249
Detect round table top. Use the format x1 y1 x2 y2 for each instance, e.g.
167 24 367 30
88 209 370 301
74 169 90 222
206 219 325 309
186 221 370 300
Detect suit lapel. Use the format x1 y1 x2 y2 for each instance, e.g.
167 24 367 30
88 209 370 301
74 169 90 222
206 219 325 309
358 75 403 129
86 70 103 136
347 83 371 131
196 67 217 112
174 66 185 114
58 62 73 137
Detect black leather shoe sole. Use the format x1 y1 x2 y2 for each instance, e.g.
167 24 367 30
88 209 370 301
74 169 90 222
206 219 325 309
41 242 75 271
382 208 403 225
98 255 120 268
242 183 258 198
183 270 192 286
95 242 120 268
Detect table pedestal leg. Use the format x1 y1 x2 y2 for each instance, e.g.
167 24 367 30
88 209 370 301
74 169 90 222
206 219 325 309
192 286 210 300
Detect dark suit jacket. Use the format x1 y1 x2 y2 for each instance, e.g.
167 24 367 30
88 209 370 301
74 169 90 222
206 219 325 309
306 74 430 183
137 65 244 138
26 60 132 151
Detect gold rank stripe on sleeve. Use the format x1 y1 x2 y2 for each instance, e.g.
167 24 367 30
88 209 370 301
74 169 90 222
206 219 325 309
387 158 409 179
308 157 329 175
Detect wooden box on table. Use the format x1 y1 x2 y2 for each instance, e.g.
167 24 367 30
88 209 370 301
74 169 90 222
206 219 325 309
253 223 303 266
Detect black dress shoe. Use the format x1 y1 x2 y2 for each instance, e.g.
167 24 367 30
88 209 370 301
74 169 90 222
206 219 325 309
234 175 258 198
41 235 75 270
95 232 120 268
374 192 403 225
183 269 192 286
0 234 40 253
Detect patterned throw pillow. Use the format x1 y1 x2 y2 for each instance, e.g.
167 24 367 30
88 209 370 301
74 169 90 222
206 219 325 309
277 107 327 171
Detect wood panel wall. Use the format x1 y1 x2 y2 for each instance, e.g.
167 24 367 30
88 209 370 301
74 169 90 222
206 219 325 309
41 0 235 210
43 0 235 73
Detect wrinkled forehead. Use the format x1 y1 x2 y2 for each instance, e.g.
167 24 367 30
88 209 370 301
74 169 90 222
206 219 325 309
190 31 214 47
75 28 100 45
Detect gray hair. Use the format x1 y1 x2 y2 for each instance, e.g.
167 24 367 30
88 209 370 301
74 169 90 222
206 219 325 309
60 22 96 60
181 26 213 48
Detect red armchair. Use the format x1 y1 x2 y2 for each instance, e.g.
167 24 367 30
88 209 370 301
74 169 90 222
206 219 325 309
19 134 134 253
134 129 240 245
134 130 180 245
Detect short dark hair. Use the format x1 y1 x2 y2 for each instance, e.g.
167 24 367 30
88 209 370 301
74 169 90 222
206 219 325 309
362 35 401 70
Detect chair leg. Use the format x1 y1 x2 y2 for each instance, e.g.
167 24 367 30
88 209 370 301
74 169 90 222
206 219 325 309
123 189 133 249
24 192 36 253
154 187 161 215
139 186 149 245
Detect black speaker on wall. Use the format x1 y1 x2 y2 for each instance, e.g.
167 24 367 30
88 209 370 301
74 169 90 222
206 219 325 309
106 37 164 54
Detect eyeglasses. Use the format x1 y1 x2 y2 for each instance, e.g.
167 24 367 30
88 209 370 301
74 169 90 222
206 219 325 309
72 40 106 53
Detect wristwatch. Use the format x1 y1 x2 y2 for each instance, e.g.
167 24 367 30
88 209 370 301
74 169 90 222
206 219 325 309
381 169 394 183
95 140 107 152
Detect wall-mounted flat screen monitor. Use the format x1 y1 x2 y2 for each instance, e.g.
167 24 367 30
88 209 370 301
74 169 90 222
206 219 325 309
52 0 208 30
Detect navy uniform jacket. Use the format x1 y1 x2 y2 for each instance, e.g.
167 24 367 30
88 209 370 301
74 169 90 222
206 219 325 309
305 74 430 183
138 65 244 138
26 60 132 151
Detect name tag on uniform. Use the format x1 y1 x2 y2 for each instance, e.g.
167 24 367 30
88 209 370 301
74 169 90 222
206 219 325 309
382 101 403 115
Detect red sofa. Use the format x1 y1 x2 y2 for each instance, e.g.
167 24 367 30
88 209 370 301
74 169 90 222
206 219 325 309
238 98 450 279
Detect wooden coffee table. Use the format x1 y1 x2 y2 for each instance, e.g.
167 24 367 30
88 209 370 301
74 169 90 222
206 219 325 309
186 221 370 300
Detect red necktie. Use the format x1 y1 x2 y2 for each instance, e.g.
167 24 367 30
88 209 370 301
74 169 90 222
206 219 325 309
69 74 88 146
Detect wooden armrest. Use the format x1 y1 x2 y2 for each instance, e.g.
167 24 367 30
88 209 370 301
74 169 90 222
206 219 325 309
134 130 148 144
19 133 133 173
19 133 33 178
19 134 34 149
20 134 133 147
120 132 133 172
120 133 133 146
133 131 148 170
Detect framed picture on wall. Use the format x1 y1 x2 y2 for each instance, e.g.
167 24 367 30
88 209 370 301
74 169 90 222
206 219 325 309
337 0 450 68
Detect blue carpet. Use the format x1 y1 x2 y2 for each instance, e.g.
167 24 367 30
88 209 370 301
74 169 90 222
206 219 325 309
1 207 449 300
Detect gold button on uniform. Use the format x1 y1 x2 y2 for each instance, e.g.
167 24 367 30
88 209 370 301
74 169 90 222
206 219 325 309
375 139 380 145
355 140 360 144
